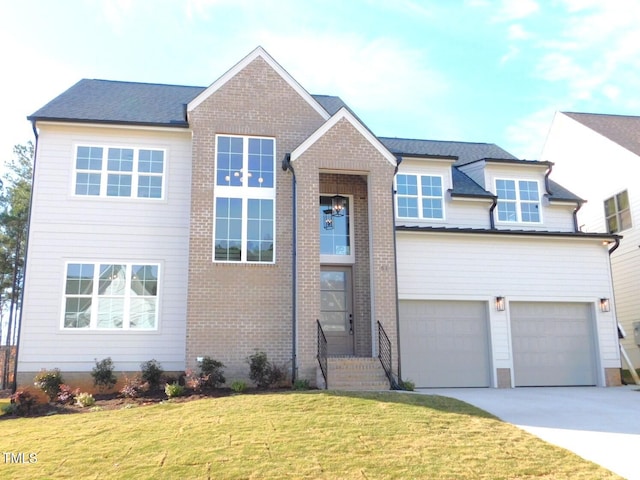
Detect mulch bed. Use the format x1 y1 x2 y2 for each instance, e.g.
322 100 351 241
1 387 289 420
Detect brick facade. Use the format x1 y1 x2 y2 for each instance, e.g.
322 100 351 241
186 57 326 380
293 118 398 382
186 57 399 384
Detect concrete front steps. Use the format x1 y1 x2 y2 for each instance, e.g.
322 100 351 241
322 357 391 391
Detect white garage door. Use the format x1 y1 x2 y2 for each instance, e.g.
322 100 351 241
511 302 597 387
400 300 491 388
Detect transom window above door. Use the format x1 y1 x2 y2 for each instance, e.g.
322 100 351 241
319 195 354 263
495 179 541 223
395 174 444 220
213 135 275 263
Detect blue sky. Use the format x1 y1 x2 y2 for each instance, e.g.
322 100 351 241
2 0 640 168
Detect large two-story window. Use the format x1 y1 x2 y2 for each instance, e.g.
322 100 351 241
213 135 275 263
496 179 541 223
604 190 632 233
74 146 165 199
63 262 159 330
395 174 444 219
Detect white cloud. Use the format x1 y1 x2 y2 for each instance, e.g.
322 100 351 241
101 0 135 35
507 24 531 40
499 45 520 65
495 0 539 21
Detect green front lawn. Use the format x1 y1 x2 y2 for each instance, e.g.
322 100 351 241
0 391 620 479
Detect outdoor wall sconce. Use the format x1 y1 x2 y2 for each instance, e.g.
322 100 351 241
495 296 505 311
331 195 346 217
600 298 610 313
323 209 334 230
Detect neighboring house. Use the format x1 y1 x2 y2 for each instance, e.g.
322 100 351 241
17 47 621 390
542 111 640 370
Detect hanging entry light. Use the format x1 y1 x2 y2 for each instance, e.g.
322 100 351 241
323 209 334 230
331 194 346 217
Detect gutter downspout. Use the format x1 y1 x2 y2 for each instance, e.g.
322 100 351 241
544 162 553 196
392 155 402 383
604 237 636 384
282 154 297 383
572 202 584 232
12 121 39 392
488 196 498 229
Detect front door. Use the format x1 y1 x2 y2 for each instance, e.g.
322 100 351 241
320 266 354 356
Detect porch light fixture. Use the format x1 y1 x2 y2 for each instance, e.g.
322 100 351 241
495 296 505 311
323 209 334 230
600 298 610 313
331 195 346 217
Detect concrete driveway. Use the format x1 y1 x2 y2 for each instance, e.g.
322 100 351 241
420 386 640 480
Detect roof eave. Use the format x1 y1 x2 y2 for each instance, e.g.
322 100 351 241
28 117 191 129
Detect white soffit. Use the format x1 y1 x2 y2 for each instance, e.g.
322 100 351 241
291 107 397 167
187 46 330 120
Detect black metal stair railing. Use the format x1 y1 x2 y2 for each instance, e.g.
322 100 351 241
377 321 399 389
316 319 328 389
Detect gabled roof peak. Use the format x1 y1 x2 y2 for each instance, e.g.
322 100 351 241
186 46 330 120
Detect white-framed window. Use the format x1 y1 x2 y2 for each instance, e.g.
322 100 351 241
395 174 444 220
74 145 165 199
63 262 159 330
213 135 275 263
604 190 632 233
495 179 541 223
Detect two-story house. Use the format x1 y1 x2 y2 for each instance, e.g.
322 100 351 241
542 111 640 371
16 47 622 390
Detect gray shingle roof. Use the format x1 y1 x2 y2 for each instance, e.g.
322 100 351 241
380 136 582 202
564 112 640 157
28 79 582 204
27 78 345 127
379 137 518 166
28 79 205 127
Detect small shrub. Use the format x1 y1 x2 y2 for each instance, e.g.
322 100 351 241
248 351 286 388
120 375 148 398
268 363 286 387
140 359 164 391
184 368 207 392
401 379 415 391
292 378 310 391
9 390 37 416
200 357 226 388
34 369 64 401
75 392 96 407
230 380 247 393
165 382 185 398
1 403 18 415
56 384 79 404
91 357 117 391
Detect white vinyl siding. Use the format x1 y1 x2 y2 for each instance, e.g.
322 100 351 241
18 124 191 372
542 111 640 367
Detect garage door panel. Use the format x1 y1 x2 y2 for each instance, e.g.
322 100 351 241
511 302 596 387
400 300 491 388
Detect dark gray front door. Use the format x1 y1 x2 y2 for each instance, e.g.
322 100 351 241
320 266 354 356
